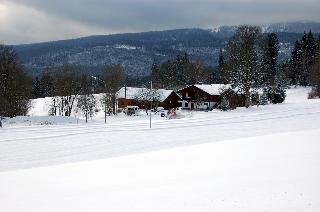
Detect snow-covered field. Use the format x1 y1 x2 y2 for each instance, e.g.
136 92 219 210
0 87 320 211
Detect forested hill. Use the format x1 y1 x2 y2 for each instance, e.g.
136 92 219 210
13 22 320 77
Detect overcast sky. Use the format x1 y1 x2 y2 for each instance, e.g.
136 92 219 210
0 0 319 44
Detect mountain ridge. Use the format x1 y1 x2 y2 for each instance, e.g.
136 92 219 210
13 22 320 77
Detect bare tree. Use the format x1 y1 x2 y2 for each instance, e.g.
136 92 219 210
134 88 162 110
77 94 96 123
51 64 82 116
76 74 97 123
102 64 126 115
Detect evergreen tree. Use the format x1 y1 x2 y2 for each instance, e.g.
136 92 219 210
289 31 317 86
260 33 287 103
217 48 228 84
0 45 32 117
271 63 288 103
150 62 162 89
40 71 55 97
289 40 303 85
32 77 42 98
261 33 279 87
310 39 320 97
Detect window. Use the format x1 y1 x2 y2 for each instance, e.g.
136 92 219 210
185 102 188 107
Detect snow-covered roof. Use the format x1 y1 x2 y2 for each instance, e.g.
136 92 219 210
194 84 265 95
176 84 233 96
194 84 232 95
117 87 174 102
158 89 175 102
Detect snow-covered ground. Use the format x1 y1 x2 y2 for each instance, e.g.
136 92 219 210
0 87 320 211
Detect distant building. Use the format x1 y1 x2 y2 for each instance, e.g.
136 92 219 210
117 87 181 110
177 84 246 110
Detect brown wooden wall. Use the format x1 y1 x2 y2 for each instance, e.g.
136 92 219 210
160 92 182 109
118 92 181 110
229 94 246 108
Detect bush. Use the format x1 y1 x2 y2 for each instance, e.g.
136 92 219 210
218 87 235 111
219 97 230 111
308 88 320 99
251 92 260 106
267 86 286 104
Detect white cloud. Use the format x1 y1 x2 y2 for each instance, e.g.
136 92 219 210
0 2 115 44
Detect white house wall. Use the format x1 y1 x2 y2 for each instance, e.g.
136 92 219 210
180 100 217 110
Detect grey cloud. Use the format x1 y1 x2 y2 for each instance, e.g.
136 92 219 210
1 0 320 44
9 0 320 26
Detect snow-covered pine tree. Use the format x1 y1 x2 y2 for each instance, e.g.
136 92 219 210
260 33 288 103
260 88 269 105
261 33 279 87
224 25 264 107
32 77 42 98
289 31 317 86
40 70 55 98
77 94 96 123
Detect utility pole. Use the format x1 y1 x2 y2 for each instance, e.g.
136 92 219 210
150 81 152 129
104 96 107 124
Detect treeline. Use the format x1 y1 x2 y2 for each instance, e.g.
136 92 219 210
218 26 287 107
150 26 320 107
151 53 213 89
0 43 128 120
287 31 320 98
32 64 127 122
1 26 320 118
217 26 320 107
